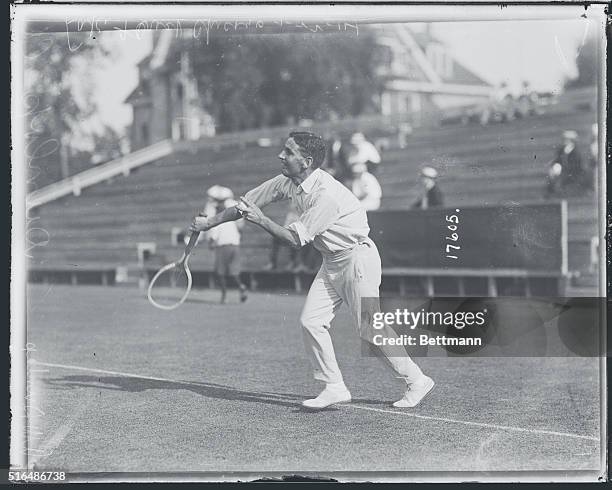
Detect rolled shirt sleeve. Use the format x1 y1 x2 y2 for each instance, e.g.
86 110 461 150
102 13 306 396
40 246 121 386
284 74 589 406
287 194 341 247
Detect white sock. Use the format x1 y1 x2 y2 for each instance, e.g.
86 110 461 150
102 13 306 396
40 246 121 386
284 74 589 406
326 381 347 391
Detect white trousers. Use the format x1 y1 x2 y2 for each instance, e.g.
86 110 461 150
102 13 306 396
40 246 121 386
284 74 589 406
299 238 424 385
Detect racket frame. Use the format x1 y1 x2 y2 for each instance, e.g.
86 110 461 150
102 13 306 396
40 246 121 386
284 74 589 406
147 231 200 310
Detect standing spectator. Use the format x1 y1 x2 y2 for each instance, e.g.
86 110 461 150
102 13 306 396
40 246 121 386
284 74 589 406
208 195 248 304
347 132 382 175
412 166 444 209
349 162 382 211
185 185 235 249
545 130 586 197
204 185 233 217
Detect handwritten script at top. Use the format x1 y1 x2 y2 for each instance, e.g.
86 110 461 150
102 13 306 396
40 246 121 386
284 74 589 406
65 18 360 51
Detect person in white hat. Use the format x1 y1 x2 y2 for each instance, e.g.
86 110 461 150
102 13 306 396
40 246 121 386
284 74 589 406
190 131 433 410
202 186 248 303
545 129 586 197
204 185 234 218
207 195 248 304
347 132 382 175
412 166 444 209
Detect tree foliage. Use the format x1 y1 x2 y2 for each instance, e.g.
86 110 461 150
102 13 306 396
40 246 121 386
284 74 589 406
564 34 598 89
187 32 384 133
24 33 111 189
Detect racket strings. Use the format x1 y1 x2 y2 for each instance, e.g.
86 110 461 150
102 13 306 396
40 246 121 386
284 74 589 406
148 263 191 309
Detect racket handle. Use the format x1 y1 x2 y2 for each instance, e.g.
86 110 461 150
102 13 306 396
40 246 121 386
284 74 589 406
184 231 201 258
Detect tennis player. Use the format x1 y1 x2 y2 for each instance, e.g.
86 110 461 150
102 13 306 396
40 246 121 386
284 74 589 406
190 132 434 409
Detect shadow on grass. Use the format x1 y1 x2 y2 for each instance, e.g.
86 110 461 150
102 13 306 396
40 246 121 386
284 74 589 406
44 375 389 410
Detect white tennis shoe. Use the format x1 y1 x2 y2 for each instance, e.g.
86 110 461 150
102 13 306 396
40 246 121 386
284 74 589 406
393 375 435 408
302 383 352 409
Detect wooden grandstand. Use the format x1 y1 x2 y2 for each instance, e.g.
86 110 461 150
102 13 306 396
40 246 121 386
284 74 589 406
27 87 601 296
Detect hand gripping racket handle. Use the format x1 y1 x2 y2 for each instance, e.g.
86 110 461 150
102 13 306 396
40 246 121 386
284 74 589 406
183 231 201 260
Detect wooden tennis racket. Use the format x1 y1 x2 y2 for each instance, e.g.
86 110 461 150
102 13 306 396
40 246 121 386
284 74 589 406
147 231 200 310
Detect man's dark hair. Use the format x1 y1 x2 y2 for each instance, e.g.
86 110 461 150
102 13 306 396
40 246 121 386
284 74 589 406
289 131 327 169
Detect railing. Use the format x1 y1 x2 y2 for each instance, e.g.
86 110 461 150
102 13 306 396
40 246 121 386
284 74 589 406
184 111 439 154
26 139 175 210
26 111 428 209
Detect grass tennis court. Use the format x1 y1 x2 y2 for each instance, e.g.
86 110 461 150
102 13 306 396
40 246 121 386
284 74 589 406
26 284 602 477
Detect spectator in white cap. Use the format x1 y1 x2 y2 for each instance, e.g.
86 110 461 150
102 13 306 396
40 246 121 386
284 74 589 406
182 185 236 249
205 185 234 216
349 162 382 211
347 132 382 175
412 166 444 209
545 129 586 198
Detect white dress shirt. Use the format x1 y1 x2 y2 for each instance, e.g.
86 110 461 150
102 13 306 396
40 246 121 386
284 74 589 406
244 169 370 255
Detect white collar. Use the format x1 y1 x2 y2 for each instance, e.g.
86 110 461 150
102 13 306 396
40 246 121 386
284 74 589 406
298 168 322 194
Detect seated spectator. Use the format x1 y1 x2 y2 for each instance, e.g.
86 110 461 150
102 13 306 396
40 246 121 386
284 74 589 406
480 82 515 125
412 166 444 209
349 162 382 211
516 80 543 117
545 130 587 198
347 132 382 175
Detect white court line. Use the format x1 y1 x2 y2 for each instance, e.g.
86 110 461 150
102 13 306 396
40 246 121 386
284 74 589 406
342 404 599 442
33 360 599 443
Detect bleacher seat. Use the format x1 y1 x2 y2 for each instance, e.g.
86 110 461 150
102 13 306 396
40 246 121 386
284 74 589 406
28 88 600 293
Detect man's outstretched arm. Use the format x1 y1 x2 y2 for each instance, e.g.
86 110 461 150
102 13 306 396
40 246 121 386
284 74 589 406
189 206 242 234
191 175 290 234
236 197 301 248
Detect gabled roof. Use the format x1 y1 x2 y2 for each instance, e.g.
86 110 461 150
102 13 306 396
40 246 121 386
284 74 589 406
411 29 490 87
124 84 151 105
137 54 152 68
125 54 154 105
444 60 490 87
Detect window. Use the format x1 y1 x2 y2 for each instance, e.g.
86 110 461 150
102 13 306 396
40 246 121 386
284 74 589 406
377 45 394 68
141 80 150 96
426 43 453 78
141 123 149 146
